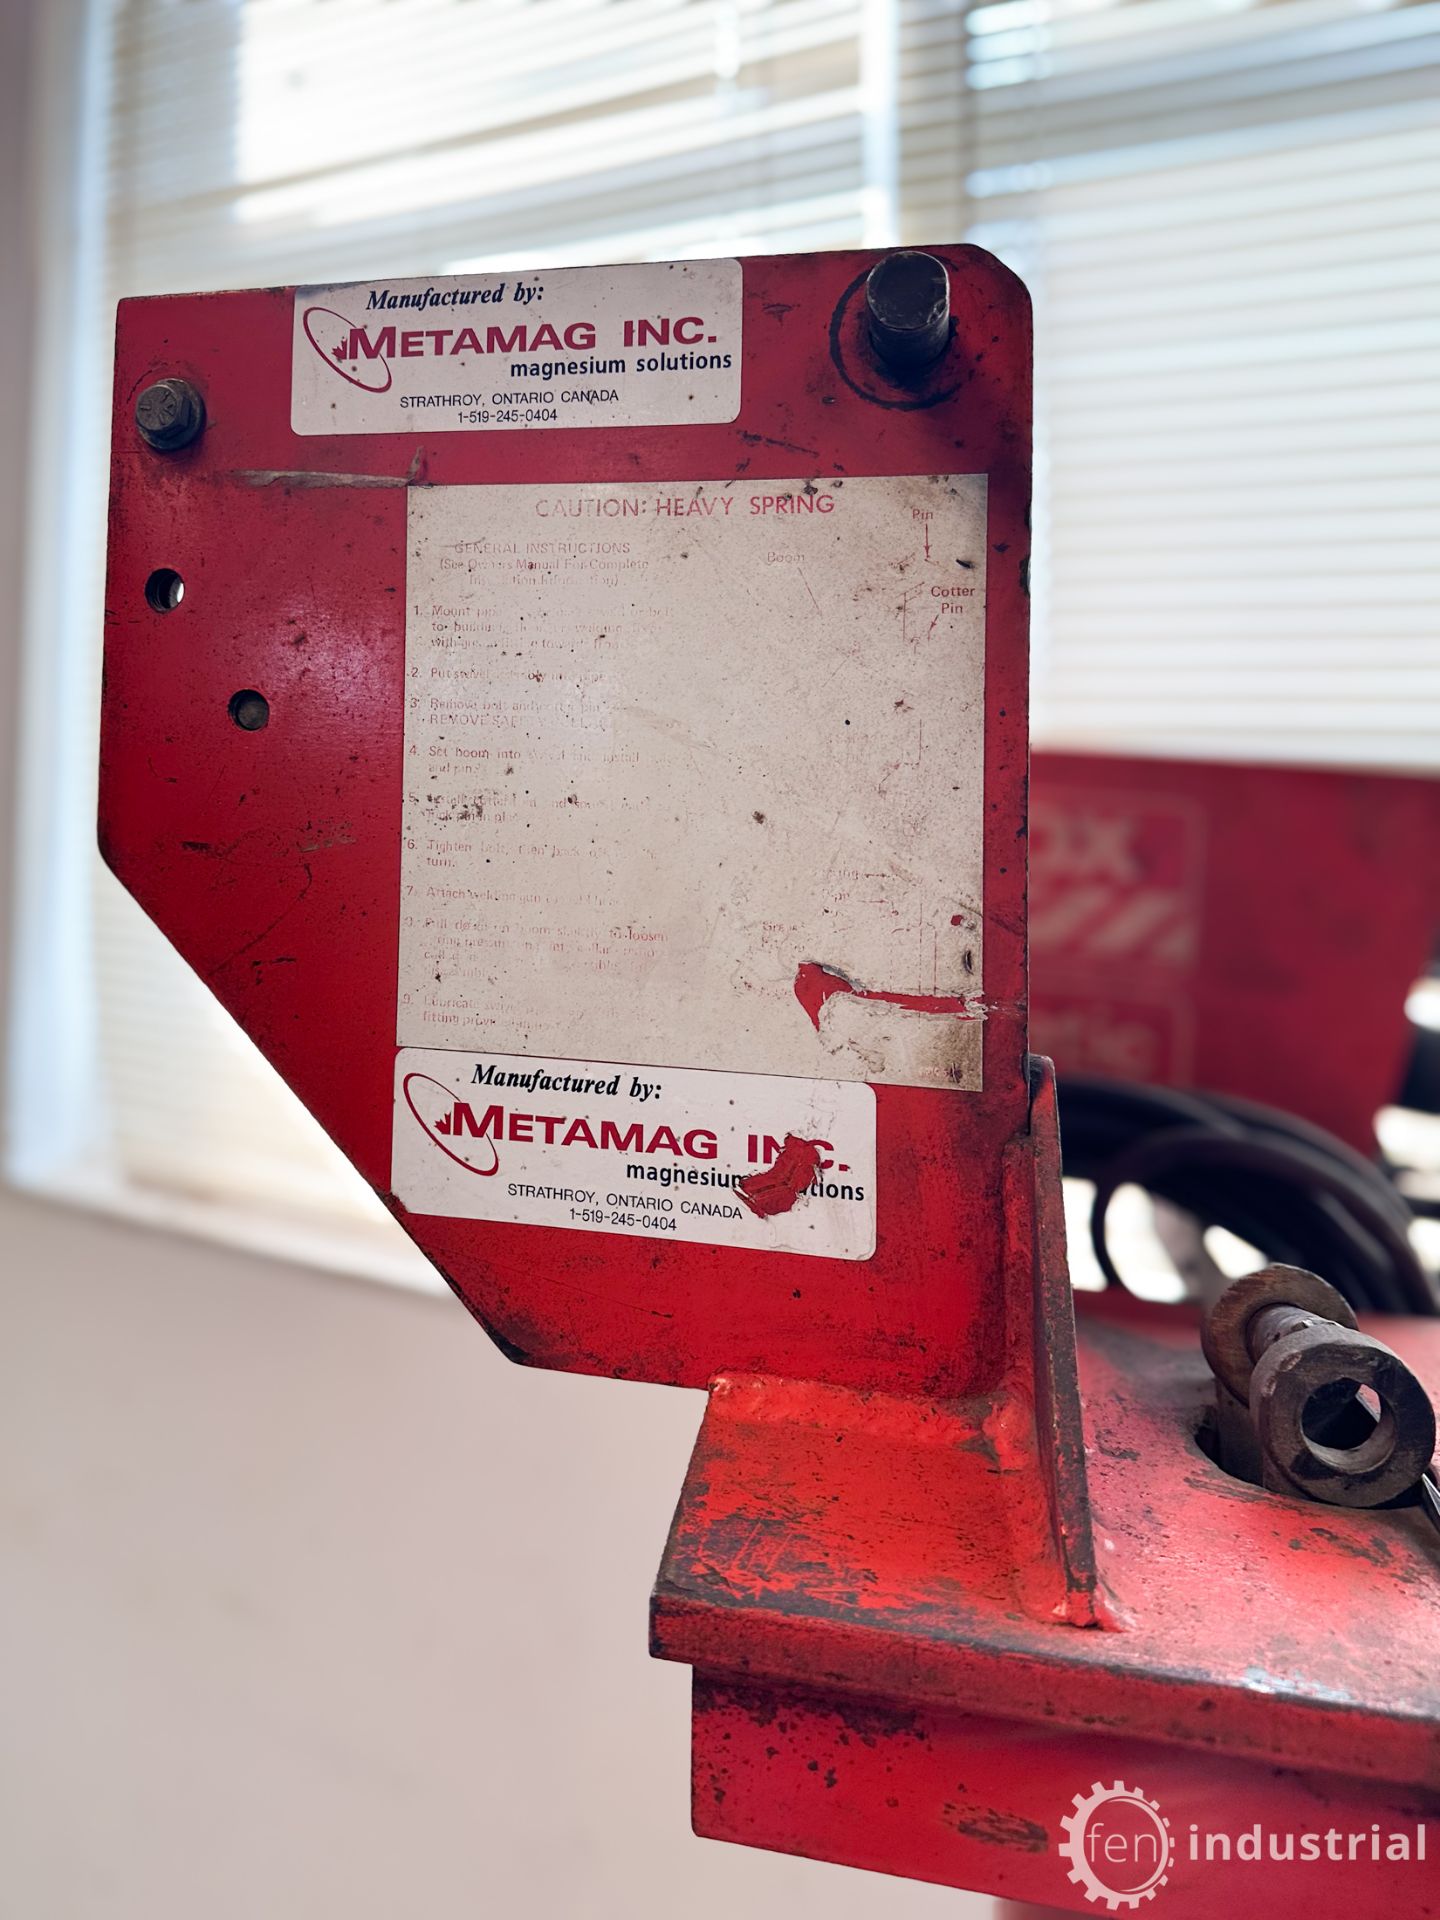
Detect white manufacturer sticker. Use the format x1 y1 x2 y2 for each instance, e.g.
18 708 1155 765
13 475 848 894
291 261 741 435
399 474 987 1091
392 1049 876 1259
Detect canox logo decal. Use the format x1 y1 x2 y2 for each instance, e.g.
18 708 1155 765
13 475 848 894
402 1073 500 1176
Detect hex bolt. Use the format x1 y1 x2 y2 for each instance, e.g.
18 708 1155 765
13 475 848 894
865 251 951 372
135 377 206 452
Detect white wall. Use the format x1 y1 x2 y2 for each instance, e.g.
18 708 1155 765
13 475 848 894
0 4 984 1914
0 1188 976 1920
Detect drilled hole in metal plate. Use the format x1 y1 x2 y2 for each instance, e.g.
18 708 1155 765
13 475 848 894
228 689 270 732
145 567 184 612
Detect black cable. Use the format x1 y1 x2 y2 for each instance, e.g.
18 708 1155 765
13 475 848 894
1056 1075 1439 1317
1201 1090 1418 1233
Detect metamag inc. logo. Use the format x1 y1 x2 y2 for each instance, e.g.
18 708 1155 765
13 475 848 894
302 305 394 393
402 1074 501 1177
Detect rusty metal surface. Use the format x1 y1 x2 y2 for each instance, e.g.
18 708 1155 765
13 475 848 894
1200 1264 1358 1403
1201 1266 1439 1508
1025 1062 1103 1618
1249 1316 1436 1507
100 245 1033 1396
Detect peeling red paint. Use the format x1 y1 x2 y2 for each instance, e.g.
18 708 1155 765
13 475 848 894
793 960 983 1029
737 1135 824 1218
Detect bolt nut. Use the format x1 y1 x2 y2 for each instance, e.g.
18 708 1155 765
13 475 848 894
865 251 951 372
1200 1264 1355 1405
1250 1319 1436 1507
135 378 205 452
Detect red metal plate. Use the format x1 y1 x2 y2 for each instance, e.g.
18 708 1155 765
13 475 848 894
101 246 1032 1393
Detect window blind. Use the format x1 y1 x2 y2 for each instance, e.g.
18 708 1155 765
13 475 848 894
964 0 1440 764
83 0 911 1263
13 0 1436 1268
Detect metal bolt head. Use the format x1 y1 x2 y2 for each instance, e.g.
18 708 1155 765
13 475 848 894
865 251 951 371
135 377 205 451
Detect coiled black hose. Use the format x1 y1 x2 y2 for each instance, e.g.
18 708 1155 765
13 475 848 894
1055 1076 1439 1316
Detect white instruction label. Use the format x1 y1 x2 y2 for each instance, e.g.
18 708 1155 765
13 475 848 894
392 1048 876 1259
291 261 741 435
399 473 988 1089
